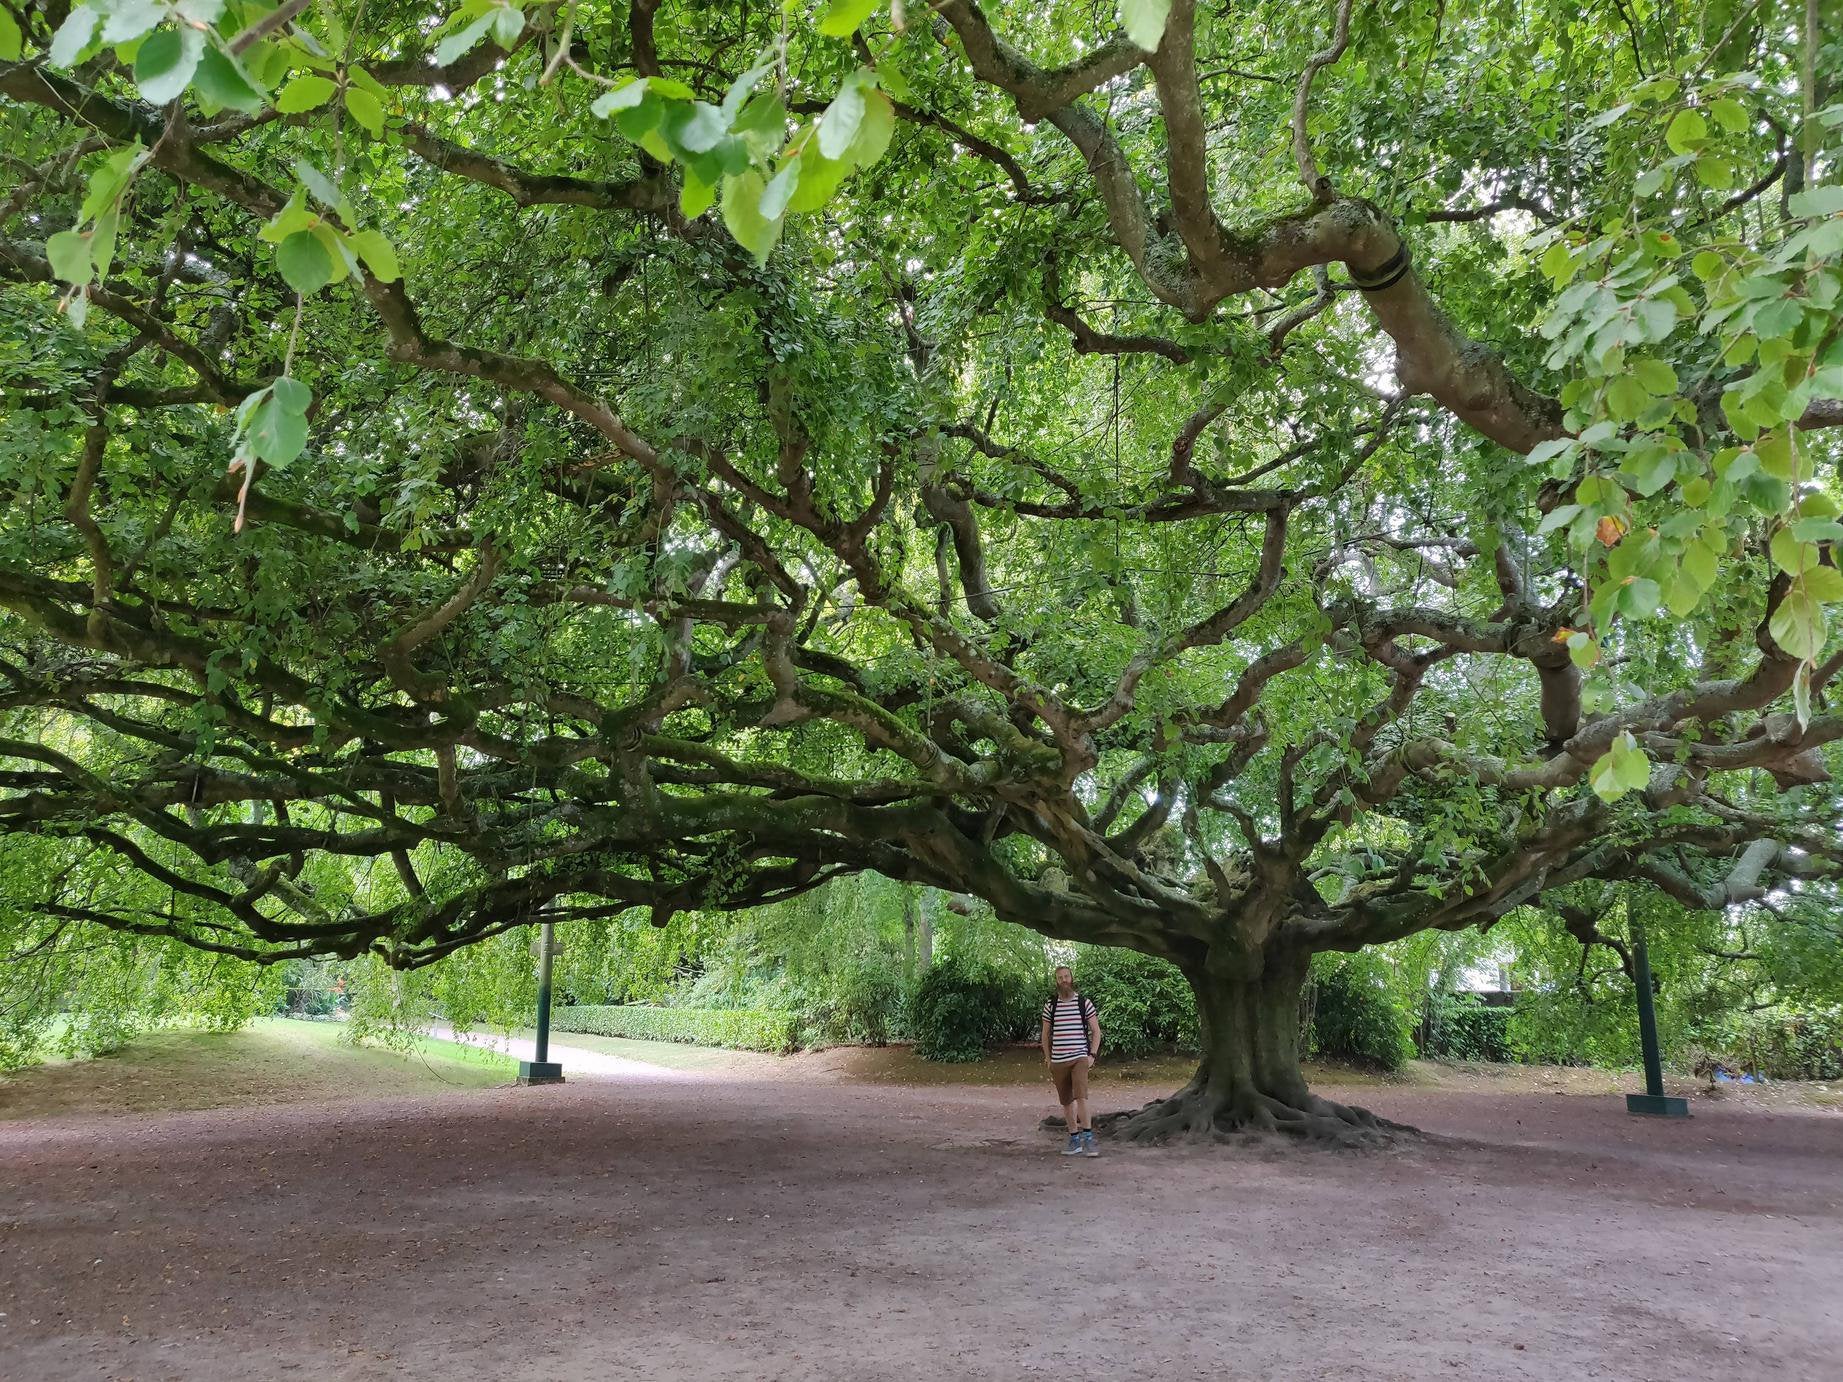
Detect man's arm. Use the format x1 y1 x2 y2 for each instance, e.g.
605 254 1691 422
1040 1013 1052 1064
1086 1004 1101 1062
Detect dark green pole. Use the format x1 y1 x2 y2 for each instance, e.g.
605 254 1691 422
1632 918 1664 1097
1625 915 1687 1117
517 919 565 1085
534 919 555 1065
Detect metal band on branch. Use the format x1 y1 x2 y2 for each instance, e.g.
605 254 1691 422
1348 242 1412 293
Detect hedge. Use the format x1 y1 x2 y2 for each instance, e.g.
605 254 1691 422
551 1004 800 1053
1422 994 1516 1064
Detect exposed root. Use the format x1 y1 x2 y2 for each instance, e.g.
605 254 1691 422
1088 1087 1415 1149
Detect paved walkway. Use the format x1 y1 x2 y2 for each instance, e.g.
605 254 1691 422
430 1027 694 1080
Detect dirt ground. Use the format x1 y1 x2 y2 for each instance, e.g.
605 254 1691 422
2 1033 1840 1382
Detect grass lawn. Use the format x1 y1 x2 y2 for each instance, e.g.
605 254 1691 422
0 1017 517 1121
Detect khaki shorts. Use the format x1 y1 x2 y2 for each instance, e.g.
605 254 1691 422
1049 1057 1091 1105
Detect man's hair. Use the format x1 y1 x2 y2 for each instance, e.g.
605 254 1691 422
1054 965 1073 978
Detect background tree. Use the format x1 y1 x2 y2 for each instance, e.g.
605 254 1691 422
1 0 1840 1139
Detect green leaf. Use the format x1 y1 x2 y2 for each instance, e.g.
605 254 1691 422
244 388 310 468
1589 732 1649 801
1664 108 1707 155
1632 357 1677 395
261 197 318 247
1682 539 1720 592
276 230 336 295
1634 164 1672 198
347 228 400 282
845 89 895 168
49 6 100 66
1605 374 1649 421
1770 588 1827 660
1709 97 1748 134
1788 186 1843 219
1664 572 1701 618
786 145 849 213
1536 503 1581 537
1119 0 1174 51
80 146 146 222
434 9 497 65
1612 734 1650 791
270 376 312 414
817 74 868 160
276 73 339 113
592 80 649 118
193 46 267 113
491 5 524 48
679 168 716 219
102 0 163 41
348 65 389 101
344 86 385 136
0 9 23 62
759 158 802 221
134 26 204 106
1539 239 1575 283
818 0 878 37
1619 577 1661 620
1792 517 1843 544
720 169 781 266
1566 631 1600 669
294 159 346 215
663 102 728 156
46 229 91 286
1802 566 1843 604
1757 430 1797 481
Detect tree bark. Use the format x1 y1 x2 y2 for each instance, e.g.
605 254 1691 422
1094 951 1406 1146
901 885 917 981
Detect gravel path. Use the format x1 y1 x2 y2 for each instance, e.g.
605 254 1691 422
2 1068 1838 1381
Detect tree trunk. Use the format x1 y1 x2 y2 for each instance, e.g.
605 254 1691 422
916 889 933 973
901 886 917 982
1094 951 1406 1146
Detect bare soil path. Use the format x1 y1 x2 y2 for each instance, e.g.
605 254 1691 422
2 1041 1839 1381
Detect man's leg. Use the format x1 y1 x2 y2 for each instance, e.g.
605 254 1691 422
1070 1056 1090 1131
1051 1062 1082 1153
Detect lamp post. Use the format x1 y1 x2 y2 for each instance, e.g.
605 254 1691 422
517 919 565 1086
1624 916 1687 1117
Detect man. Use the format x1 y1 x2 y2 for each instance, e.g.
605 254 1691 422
1041 965 1101 1157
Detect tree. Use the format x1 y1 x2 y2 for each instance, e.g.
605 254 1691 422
2 0 1840 1140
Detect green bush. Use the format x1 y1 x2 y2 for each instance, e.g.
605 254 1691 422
551 1004 800 1053
1422 994 1515 1063
1715 1007 1843 1079
807 963 907 1047
907 957 1039 1062
1073 948 1198 1058
1305 952 1414 1072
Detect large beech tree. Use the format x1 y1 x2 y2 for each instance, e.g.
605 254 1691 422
2 0 1841 1139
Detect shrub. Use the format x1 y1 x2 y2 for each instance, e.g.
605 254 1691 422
907 957 1039 1062
1072 948 1198 1058
1422 994 1515 1063
1714 1007 1843 1080
551 1004 799 1053
811 963 908 1047
278 960 342 1018
1305 952 1414 1072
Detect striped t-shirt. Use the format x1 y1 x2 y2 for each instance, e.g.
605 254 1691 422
1042 993 1097 1061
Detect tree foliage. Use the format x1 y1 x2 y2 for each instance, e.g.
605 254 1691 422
2 0 1840 1132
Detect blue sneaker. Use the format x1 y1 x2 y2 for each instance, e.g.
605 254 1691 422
1061 1132 1083 1156
1082 1129 1100 1157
